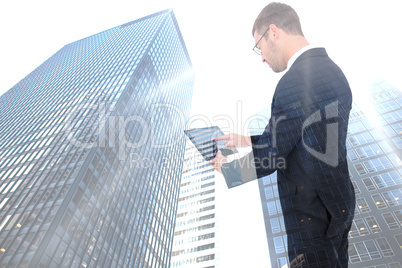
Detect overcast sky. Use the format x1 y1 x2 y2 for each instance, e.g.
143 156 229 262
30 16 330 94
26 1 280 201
2 0 401 118
1 1 401 267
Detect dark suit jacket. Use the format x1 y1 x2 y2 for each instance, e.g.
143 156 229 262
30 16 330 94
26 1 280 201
224 48 355 266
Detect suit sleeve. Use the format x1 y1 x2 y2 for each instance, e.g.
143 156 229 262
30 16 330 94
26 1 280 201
251 82 316 178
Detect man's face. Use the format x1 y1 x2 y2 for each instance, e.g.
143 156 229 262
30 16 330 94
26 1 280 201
254 28 287 73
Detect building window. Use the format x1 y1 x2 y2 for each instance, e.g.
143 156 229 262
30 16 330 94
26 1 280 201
375 100 399 113
350 219 370 238
372 194 388 209
378 140 393 153
383 125 397 137
363 156 392 173
197 243 215 252
277 257 288 268
382 212 400 230
376 237 394 257
392 137 402 149
196 254 214 263
279 216 286 232
352 181 361 194
395 234 402 251
276 200 282 214
391 122 402 135
348 150 359 161
270 218 281 233
355 144 382 159
270 173 278 183
383 110 402 124
267 201 277 216
372 171 402 189
382 190 402 207
262 176 271 185
365 216 381 233
388 263 402 268
370 129 383 140
357 197 371 213
394 209 402 226
354 163 367 175
265 186 274 200
348 121 366 134
349 240 381 263
273 236 285 254
201 182 215 189
388 153 402 167
348 132 373 147
198 233 214 241
363 177 376 191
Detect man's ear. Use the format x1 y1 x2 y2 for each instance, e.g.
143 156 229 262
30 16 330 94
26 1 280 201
269 24 280 40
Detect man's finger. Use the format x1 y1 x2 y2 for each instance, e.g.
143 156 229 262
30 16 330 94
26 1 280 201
214 134 230 141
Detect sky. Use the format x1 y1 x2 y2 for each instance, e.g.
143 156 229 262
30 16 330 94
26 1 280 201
1 0 402 267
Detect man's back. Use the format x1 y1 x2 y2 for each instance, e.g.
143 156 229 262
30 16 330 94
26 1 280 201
273 48 352 187
271 47 355 267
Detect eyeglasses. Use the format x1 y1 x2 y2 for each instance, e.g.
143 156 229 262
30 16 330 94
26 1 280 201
252 26 270 55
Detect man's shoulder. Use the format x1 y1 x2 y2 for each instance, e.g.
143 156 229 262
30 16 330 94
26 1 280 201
290 48 333 72
296 47 328 62
280 48 342 84
275 47 350 100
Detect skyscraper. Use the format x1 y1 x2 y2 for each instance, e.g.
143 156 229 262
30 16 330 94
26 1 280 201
0 9 194 268
170 127 220 267
345 80 401 268
253 79 401 267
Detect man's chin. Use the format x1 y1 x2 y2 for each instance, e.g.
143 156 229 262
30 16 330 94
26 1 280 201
272 68 284 73
272 65 287 73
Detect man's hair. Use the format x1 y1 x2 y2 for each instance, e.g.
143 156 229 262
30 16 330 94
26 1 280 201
252 2 304 37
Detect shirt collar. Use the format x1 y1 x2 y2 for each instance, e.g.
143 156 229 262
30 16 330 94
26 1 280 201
286 44 321 71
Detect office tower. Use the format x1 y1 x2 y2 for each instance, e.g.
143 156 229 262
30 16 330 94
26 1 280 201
0 9 194 268
346 80 401 267
253 79 401 267
170 128 220 267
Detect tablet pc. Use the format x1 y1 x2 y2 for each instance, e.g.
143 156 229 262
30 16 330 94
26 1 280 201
184 126 237 162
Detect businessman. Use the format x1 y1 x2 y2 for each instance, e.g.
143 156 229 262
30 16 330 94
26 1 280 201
210 2 355 267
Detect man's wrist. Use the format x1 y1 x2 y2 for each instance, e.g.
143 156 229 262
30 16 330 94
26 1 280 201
245 136 252 147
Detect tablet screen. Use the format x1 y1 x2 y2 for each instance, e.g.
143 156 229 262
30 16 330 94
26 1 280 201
184 126 237 161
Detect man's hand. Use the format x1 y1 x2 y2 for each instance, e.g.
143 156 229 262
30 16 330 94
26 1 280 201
209 151 227 174
214 133 251 149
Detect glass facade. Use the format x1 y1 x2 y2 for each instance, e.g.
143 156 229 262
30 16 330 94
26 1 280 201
170 128 219 267
253 79 402 267
0 9 194 267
